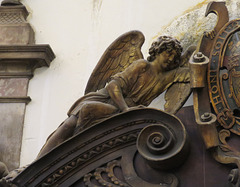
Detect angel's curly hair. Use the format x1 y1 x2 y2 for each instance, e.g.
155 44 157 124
147 36 182 62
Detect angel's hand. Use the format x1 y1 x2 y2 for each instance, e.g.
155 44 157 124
123 105 146 112
205 30 216 40
122 107 130 112
106 80 130 112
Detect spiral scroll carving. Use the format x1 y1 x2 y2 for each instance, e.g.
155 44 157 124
137 121 189 170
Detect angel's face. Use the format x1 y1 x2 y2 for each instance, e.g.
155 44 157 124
158 49 179 71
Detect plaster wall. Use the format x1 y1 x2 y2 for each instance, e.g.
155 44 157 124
19 0 216 166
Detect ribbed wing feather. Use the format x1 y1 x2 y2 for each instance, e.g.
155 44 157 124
85 30 145 94
164 83 191 114
164 45 196 114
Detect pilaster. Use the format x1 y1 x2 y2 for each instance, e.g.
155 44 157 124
0 2 55 171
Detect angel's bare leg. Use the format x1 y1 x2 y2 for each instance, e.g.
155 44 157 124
37 115 77 158
37 102 118 158
77 102 118 130
0 161 9 178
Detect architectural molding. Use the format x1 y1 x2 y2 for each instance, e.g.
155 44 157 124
0 2 55 172
0 96 31 104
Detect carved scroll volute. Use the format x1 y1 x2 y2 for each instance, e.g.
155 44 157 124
191 1 230 150
189 52 209 88
190 51 219 149
136 115 189 170
205 1 229 38
198 1 229 57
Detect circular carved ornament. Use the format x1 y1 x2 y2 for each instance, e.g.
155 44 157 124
208 19 240 135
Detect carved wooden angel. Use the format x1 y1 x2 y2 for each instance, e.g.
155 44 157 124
37 31 195 157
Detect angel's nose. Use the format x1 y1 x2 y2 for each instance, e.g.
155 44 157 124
169 54 175 62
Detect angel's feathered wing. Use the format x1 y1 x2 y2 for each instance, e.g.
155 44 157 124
85 30 145 94
164 45 196 114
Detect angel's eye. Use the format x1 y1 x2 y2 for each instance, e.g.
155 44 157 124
166 47 172 52
166 51 172 56
153 42 157 46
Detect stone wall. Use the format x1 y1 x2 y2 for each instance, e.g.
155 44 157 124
16 0 240 166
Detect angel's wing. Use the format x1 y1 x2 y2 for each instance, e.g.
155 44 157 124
164 83 192 114
164 45 196 114
85 30 145 94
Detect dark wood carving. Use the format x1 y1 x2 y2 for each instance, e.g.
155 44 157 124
36 30 194 158
3 109 188 187
1 106 236 187
0 4 194 185
3 1 240 187
190 1 240 186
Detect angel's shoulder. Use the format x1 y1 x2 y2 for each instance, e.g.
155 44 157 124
130 59 149 72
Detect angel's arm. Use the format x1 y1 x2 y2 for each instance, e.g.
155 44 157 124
106 60 148 111
106 80 129 112
180 45 196 67
164 45 195 114
173 67 190 83
164 67 191 114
